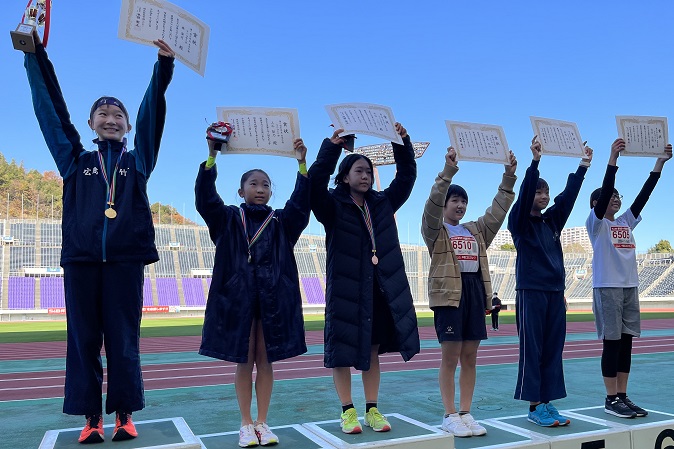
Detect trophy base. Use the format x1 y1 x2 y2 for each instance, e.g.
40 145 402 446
11 23 37 53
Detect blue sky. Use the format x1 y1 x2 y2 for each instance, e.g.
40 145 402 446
1 0 672 251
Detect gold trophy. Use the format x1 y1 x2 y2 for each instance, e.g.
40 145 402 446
10 0 52 53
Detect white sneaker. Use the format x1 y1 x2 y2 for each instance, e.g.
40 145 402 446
441 413 472 437
254 422 279 446
238 424 259 447
461 413 487 436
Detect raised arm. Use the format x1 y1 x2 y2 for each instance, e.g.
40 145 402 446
546 143 592 228
134 40 175 178
592 139 623 220
630 144 672 217
280 139 311 243
477 151 517 248
421 146 458 251
308 130 344 225
508 136 542 236
195 140 232 240
383 123 417 212
24 43 83 179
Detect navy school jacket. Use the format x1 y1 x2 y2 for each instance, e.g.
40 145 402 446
196 163 310 363
507 159 587 291
24 44 174 265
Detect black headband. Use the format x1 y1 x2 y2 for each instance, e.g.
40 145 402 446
90 96 129 122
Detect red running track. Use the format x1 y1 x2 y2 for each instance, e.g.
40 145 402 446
1 320 673 402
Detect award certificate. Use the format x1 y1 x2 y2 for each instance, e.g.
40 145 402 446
216 107 301 158
325 103 402 144
616 115 668 157
118 0 210 76
445 121 510 164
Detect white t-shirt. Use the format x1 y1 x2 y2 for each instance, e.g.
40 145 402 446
586 208 641 288
444 223 479 273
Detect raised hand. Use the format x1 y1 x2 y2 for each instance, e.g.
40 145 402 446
505 150 517 175
445 146 457 167
654 144 672 172
530 135 542 161
153 39 175 59
206 138 220 158
330 128 347 148
582 141 593 165
294 138 307 163
395 122 408 139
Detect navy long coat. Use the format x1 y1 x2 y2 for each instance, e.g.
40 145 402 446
196 164 310 363
309 136 420 371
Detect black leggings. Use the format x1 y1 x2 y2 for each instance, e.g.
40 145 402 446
601 333 633 378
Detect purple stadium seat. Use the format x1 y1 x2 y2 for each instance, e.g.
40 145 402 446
301 277 325 304
155 278 180 306
8 277 36 309
182 278 206 306
39 277 65 308
143 278 153 306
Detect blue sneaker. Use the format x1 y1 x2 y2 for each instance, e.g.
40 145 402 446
545 403 571 426
527 404 559 427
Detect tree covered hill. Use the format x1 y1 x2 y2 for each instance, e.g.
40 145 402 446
0 153 194 225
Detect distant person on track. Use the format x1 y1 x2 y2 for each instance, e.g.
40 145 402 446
196 130 310 447
586 138 672 418
491 292 502 331
21 32 175 444
308 124 420 435
508 135 593 427
421 146 517 437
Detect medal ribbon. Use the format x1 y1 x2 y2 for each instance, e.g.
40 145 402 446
97 146 127 209
350 196 377 258
240 208 275 261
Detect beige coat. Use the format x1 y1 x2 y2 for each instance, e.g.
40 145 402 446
421 164 516 309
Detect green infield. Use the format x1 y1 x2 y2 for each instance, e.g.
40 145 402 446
0 312 673 344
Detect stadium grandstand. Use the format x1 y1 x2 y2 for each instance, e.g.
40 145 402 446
1 219 672 320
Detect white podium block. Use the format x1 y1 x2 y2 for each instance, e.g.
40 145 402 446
565 406 674 449
39 417 200 449
465 419 550 448
494 412 631 449
548 431 630 449
303 413 454 448
199 424 332 448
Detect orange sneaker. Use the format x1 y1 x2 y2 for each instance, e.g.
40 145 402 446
78 414 104 444
112 412 138 441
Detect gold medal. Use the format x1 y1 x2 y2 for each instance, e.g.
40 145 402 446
372 254 378 265
105 207 117 219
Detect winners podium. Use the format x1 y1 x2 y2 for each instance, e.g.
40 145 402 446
37 408 674 449
39 417 200 449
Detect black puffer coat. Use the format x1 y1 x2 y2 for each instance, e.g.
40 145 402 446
309 136 420 370
196 164 310 363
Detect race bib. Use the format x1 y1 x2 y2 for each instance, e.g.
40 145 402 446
450 235 478 261
610 226 635 249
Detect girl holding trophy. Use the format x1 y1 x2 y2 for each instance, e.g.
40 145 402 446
22 31 175 443
196 128 311 447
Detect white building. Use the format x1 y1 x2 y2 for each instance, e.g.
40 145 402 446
490 227 591 252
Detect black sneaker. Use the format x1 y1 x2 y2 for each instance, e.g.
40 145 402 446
605 397 637 418
621 396 648 417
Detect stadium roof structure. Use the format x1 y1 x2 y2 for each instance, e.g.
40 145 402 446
348 142 430 166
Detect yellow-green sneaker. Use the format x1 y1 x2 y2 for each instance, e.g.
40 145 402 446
340 408 362 434
364 407 391 432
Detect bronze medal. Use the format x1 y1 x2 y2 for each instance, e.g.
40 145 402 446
372 254 379 265
105 208 117 219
